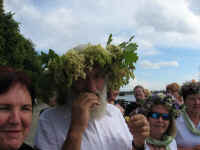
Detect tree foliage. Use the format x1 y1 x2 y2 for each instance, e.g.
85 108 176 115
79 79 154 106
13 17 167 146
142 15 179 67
0 0 3 15
0 5 44 99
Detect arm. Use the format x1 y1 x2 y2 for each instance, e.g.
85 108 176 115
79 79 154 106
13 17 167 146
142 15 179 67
128 114 150 150
61 92 100 150
62 128 84 150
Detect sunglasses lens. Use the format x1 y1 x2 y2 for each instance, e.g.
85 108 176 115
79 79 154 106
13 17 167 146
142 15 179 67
162 114 170 120
149 112 170 120
151 112 159 119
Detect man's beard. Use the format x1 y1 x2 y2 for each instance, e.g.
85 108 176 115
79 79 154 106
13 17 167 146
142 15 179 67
90 85 107 120
67 85 108 120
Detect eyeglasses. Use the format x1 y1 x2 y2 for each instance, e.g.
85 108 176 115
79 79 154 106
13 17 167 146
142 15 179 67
148 112 170 120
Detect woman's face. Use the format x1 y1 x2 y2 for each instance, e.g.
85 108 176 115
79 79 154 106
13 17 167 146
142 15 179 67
0 83 32 150
185 94 200 114
148 105 170 139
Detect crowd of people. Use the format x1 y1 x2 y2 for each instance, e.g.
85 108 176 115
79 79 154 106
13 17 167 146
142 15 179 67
0 42 200 150
123 82 200 150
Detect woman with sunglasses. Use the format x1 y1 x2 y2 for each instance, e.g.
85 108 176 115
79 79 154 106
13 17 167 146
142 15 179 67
133 93 181 150
175 81 200 150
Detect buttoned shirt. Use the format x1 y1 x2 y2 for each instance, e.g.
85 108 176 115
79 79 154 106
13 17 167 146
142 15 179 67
34 104 133 150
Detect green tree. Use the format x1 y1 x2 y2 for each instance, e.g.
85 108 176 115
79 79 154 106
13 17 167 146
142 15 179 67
37 49 60 102
0 0 3 15
0 12 41 69
0 1 43 99
0 1 63 103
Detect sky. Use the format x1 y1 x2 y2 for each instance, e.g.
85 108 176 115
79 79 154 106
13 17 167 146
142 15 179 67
4 0 200 91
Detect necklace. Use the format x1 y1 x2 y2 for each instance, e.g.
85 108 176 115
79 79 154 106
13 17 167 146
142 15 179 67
146 136 173 150
182 108 200 136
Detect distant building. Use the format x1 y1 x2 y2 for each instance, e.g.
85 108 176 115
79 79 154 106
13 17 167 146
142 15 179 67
116 90 165 103
116 91 136 102
115 91 136 110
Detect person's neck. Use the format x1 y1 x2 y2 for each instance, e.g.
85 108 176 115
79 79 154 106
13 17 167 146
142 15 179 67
150 132 162 140
186 110 200 127
136 98 144 104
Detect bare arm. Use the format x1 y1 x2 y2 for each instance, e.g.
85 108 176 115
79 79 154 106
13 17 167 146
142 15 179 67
62 128 84 150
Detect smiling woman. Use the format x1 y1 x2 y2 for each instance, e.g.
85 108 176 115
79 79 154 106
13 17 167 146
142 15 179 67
136 93 182 150
0 66 34 150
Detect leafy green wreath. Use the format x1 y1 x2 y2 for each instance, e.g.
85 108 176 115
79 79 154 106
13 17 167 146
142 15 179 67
40 34 138 102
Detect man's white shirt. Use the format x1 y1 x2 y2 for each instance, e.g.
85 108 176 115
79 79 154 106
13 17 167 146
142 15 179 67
34 104 133 150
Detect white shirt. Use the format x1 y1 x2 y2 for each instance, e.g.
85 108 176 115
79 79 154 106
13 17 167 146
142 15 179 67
34 104 133 150
145 139 177 150
175 114 200 148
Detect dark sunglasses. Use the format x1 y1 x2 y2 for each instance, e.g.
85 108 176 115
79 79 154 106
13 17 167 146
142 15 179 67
149 112 170 120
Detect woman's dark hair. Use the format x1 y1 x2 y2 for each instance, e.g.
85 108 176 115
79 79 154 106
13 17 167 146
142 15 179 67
180 81 200 100
0 66 35 105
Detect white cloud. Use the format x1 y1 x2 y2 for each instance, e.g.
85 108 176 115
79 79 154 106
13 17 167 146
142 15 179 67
137 40 160 56
4 0 200 54
188 0 200 15
132 0 200 51
133 1 193 34
140 60 179 69
120 77 166 91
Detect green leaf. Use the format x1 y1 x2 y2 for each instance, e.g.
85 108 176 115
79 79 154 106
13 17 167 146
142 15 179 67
128 36 134 43
106 34 112 46
118 42 127 49
123 43 138 65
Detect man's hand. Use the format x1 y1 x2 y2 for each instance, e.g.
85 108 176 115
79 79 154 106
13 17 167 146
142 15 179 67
70 92 100 133
62 93 100 150
128 114 150 148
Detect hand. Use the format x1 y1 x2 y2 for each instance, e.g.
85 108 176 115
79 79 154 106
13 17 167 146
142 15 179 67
128 114 150 148
70 92 100 133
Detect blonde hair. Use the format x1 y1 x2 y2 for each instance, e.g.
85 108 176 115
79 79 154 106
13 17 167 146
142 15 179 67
144 88 151 98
